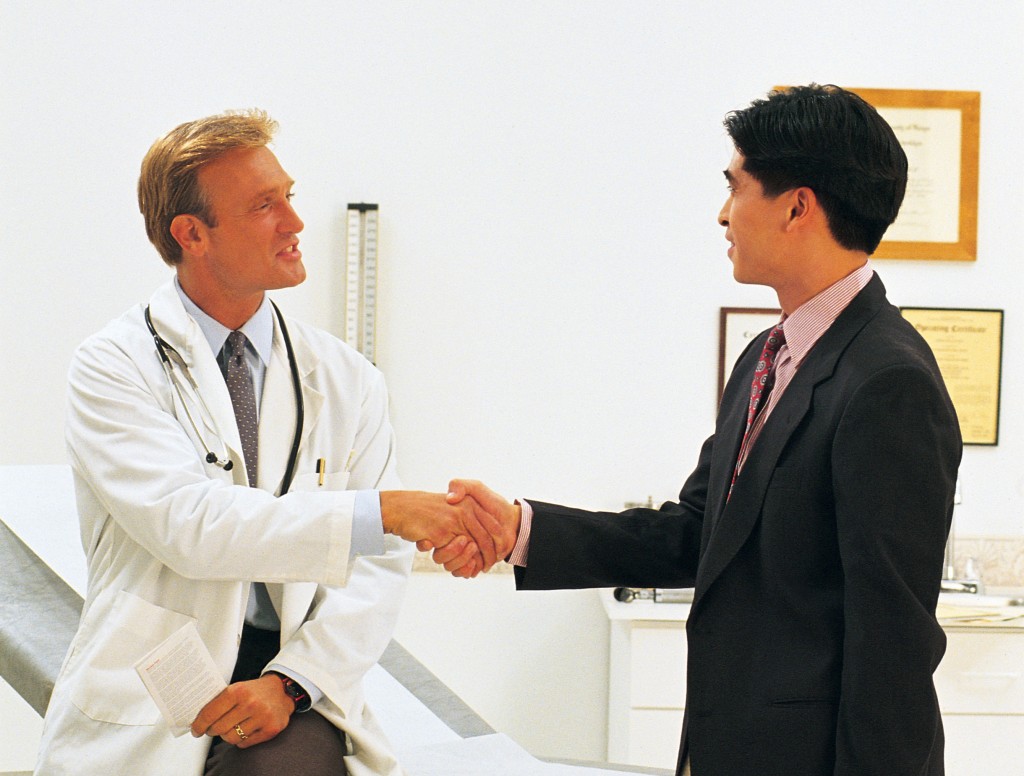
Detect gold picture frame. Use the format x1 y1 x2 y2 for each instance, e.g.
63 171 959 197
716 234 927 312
850 88 980 262
774 86 980 261
900 307 1003 445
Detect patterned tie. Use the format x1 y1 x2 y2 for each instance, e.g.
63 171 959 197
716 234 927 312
222 331 280 630
222 331 258 487
730 324 785 496
744 325 786 433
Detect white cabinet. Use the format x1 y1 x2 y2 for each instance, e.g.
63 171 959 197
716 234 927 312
935 627 1024 774
604 594 689 769
601 590 1024 774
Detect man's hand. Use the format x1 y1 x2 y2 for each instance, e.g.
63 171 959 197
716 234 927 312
191 674 294 749
437 479 521 577
380 490 495 575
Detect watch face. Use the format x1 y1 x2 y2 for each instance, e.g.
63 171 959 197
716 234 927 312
285 680 310 710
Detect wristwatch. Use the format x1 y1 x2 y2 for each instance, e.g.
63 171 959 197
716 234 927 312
267 671 312 713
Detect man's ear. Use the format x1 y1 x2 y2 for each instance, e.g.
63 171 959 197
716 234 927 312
786 186 817 228
169 214 206 257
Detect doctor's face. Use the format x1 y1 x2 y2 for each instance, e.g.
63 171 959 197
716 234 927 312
194 146 306 303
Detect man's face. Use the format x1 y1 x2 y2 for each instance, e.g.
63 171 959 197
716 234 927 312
194 145 305 303
717 151 789 286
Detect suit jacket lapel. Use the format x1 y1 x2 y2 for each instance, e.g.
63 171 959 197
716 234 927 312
695 276 887 598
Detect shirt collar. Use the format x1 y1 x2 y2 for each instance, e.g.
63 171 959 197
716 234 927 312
779 261 874 368
173 277 274 366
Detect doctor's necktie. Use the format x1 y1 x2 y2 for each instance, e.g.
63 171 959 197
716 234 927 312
222 331 259 487
221 331 281 631
729 324 785 497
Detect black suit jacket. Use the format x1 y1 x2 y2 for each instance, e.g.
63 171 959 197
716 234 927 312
516 275 962 776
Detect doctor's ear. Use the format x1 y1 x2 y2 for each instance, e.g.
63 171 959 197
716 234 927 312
169 214 207 257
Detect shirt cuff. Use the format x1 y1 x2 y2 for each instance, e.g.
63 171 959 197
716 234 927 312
352 490 386 560
507 499 532 567
263 664 323 711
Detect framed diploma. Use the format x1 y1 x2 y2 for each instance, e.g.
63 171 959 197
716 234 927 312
719 307 782 398
772 86 981 261
849 88 980 262
900 307 1004 445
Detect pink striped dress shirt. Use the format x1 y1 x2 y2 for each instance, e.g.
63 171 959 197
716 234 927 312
509 262 875 567
734 262 874 475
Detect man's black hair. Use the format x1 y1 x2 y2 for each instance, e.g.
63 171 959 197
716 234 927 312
724 84 907 254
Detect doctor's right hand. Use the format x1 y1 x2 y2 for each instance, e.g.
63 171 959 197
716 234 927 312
379 490 495 575
436 479 521 577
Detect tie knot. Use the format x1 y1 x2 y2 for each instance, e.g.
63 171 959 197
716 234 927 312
764 325 785 355
226 330 248 359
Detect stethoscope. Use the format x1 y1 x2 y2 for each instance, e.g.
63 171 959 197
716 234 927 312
144 302 304 495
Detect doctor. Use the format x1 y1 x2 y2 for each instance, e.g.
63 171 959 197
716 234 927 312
37 110 491 776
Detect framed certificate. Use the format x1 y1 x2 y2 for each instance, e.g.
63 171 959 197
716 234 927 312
772 86 981 261
900 307 1004 445
718 307 781 398
849 88 980 262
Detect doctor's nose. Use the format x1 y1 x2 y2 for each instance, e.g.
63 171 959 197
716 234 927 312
281 200 304 234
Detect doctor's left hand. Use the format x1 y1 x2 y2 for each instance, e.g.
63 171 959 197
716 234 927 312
191 675 294 749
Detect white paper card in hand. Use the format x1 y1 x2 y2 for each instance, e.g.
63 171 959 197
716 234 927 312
134 620 227 736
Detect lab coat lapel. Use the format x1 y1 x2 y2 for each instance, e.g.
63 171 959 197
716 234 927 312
147 282 246 479
257 310 325 497
258 309 324 638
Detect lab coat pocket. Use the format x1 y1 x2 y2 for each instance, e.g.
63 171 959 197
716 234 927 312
70 590 197 726
289 470 351 493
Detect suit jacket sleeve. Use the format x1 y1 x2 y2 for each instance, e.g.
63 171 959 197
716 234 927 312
832 361 959 773
514 435 713 590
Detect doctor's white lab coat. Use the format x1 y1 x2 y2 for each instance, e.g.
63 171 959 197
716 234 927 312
36 281 414 775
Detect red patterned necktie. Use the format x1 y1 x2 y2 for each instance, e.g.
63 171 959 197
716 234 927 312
730 324 785 496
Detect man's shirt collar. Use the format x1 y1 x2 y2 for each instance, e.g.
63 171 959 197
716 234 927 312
173 277 274 366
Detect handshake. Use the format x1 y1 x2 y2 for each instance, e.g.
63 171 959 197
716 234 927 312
381 480 521 577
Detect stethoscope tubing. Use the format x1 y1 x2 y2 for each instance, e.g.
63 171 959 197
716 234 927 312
144 302 304 495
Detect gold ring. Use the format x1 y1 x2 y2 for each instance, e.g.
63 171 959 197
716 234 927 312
234 724 248 741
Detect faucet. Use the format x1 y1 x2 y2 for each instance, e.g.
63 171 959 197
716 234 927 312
940 578 981 595
942 479 961 580
940 479 983 594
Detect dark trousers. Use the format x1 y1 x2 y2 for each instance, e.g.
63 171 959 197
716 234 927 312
204 624 348 776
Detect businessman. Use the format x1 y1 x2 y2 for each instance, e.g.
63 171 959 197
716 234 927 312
436 85 962 775
40 109 490 776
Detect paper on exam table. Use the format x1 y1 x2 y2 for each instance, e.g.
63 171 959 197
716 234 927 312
400 732 662 776
362 663 462 752
936 603 1024 623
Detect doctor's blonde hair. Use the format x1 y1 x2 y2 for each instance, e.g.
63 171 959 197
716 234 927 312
138 109 278 266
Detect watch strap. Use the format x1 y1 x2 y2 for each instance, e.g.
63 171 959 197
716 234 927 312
267 671 312 713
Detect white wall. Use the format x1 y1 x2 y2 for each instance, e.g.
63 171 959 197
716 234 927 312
2 0 1022 768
